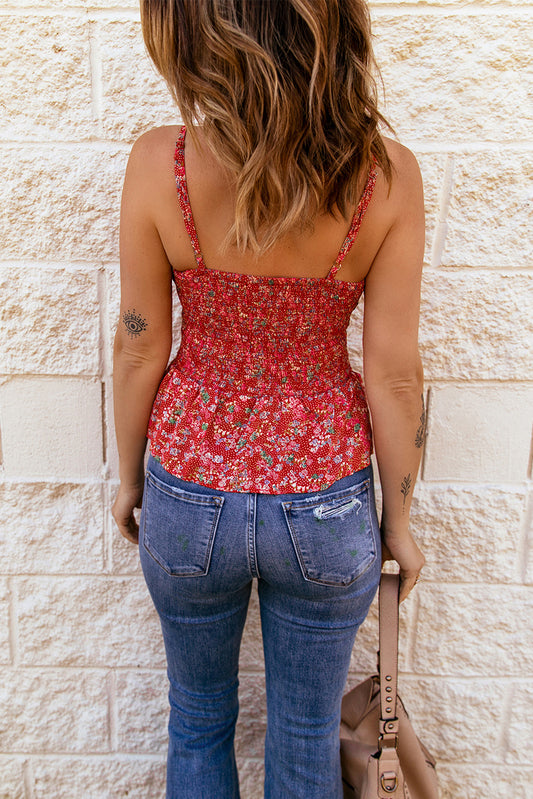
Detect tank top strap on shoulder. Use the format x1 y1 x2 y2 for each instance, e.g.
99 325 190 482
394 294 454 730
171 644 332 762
175 125 377 280
326 159 378 281
174 125 207 271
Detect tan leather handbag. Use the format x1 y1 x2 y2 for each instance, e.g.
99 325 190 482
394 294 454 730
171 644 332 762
340 573 439 799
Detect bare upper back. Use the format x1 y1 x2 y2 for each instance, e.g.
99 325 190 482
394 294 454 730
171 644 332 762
135 125 417 284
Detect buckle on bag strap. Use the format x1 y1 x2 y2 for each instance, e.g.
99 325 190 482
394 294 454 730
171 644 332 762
378 717 399 750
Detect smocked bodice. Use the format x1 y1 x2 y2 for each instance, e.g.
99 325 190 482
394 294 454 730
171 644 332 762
147 127 376 493
175 268 363 394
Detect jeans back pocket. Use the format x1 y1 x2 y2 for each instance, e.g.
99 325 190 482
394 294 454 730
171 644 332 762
282 478 377 587
142 471 224 576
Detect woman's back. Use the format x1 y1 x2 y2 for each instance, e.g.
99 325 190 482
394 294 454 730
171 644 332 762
130 124 406 285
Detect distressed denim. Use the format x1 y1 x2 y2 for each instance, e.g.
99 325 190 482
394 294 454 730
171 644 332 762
139 454 381 799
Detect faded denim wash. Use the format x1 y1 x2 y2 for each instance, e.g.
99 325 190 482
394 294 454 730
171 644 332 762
139 454 381 799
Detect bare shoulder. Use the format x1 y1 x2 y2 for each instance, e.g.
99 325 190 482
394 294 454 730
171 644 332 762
127 125 181 176
130 124 182 157
383 138 421 182
122 126 182 221
381 138 424 213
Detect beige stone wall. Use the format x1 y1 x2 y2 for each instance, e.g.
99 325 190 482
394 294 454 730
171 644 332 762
0 1 531 797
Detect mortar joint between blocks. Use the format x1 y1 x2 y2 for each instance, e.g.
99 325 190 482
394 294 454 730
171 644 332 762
22 758 35 799
106 669 119 752
430 154 455 269
96 268 112 380
518 491 532 585
7 577 20 667
102 480 112 573
527 424 533 482
498 681 515 762
87 17 104 138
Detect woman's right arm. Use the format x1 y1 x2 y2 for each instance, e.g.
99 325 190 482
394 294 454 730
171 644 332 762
363 143 426 602
112 131 174 544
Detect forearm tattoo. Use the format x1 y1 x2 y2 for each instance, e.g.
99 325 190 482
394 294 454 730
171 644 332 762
400 473 412 512
415 393 426 448
122 309 148 338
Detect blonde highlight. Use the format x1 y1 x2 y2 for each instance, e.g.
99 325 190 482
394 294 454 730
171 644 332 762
141 0 392 254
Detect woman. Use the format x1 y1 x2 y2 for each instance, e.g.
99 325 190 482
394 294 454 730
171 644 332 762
112 1 425 797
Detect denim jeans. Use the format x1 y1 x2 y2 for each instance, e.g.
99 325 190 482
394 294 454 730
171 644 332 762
139 454 381 799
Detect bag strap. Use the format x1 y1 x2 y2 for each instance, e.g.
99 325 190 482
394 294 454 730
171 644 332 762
378 573 401 749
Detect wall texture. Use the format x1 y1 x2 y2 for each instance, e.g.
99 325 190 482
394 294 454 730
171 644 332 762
0 1 532 797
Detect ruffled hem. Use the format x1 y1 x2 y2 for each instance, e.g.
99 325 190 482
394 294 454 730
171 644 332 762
148 367 372 494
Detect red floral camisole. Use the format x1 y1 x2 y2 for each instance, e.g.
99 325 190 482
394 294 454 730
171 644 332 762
148 126 377 493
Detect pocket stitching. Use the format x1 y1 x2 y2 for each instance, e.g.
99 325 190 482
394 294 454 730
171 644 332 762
146 471 224 507
281 480 377 587
281 478 370 513
142 474 225 576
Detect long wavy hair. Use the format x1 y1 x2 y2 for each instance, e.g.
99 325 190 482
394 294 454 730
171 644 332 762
141 0 392 254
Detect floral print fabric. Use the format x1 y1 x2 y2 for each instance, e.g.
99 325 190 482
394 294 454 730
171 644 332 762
148 126 377 493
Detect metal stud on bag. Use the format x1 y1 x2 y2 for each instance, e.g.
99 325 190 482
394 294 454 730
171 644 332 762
339 573 439 799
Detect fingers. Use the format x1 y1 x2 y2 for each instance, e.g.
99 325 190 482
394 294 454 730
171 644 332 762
120 516 139 546
399 570 421 602
380 527 425 602
112 484 143 546
111 509 139 545
113 511 139 545
381 541 393 565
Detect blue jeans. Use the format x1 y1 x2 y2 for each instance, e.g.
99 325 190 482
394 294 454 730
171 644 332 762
139 455 381 799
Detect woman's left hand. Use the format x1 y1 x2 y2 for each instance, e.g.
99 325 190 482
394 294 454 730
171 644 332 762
112 482 144 545
380 528 425 602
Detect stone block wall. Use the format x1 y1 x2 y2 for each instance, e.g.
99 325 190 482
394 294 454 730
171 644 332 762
0 1 531 797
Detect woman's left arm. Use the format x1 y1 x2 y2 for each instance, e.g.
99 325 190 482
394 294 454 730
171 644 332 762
112 133 173 544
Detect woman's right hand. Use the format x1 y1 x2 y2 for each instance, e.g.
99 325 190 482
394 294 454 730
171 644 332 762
112 482 144 545
381 528 425 602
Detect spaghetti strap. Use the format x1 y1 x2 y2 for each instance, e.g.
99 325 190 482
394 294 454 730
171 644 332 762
174 126 207 271
175 125 376 279
327 160 377 281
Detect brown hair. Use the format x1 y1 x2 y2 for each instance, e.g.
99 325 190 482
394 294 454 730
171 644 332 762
141 0 392 254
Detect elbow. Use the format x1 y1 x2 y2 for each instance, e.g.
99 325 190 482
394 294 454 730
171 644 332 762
365 354 424 399
380 374 423 401
113 331 171 374
387 356 424 396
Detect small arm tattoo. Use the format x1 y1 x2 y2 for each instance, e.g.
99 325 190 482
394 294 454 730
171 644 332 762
122 308 148 338
415 393 426 448
400 473 412 512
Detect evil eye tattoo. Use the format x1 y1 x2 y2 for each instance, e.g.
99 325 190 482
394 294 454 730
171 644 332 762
122 308 148 338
